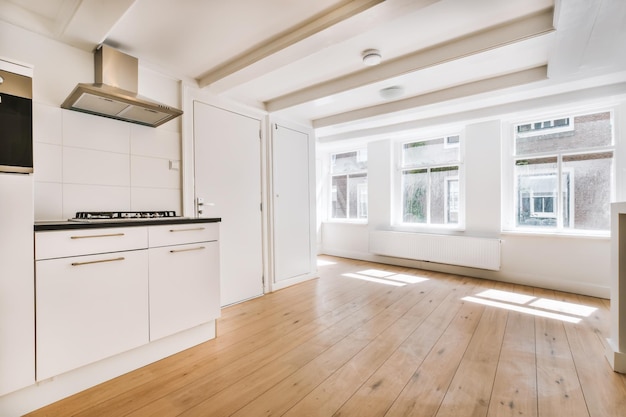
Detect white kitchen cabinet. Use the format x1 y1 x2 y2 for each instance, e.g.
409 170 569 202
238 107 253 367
148 222 218 247
36 249 149 380
33 220 221 381
148 223 220 340
35 226 148 260
35 227 150 381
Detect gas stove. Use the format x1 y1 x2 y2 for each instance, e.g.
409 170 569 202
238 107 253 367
70 211 180 222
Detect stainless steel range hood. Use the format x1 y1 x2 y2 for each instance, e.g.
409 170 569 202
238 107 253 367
61 45 182 127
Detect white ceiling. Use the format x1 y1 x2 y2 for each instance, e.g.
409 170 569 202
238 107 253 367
1 0 625 138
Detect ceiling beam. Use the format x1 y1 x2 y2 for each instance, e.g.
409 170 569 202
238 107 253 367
316 79 626 143
549 0 626 77
202 0 440 94
312 65 548 128
196 0 385 89
266 7 554 112
60 0 137 51
0 0 135 52
0 0 80 38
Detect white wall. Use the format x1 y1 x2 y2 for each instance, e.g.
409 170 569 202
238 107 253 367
318 98 621 298
0 21 183 220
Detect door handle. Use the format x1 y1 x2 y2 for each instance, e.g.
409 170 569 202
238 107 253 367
196 198 215 215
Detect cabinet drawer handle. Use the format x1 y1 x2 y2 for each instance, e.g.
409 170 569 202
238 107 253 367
169 246 205 254
71 257 125 266
169 227 205 233
70 233 125 239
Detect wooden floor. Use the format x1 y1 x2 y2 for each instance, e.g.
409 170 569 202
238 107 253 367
27 255 626 417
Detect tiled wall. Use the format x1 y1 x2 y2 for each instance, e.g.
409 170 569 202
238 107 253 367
33 102 182 220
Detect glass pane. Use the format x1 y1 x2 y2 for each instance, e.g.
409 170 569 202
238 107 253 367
348 173 367 219
430 166 459 224
331 175 347 218
446 135 460 146
403 137 459 166
562 152 613 230
331 150 367 173
357 182 368 218
447 178 460 223
402 169 428 223
516 111 612 155
515 157 558 228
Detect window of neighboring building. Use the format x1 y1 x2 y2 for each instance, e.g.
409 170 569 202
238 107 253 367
516 117 573 137
330 149 368 220
399 135 462 226
512 111 614 232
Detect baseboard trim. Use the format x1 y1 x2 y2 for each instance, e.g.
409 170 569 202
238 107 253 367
605 338 626 374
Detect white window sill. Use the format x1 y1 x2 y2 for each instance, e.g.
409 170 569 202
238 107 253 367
501 229 610 240
323 219 368 225
391 224 466 234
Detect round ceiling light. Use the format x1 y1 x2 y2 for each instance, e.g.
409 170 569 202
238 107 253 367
379 85 405 100
362 49 382 66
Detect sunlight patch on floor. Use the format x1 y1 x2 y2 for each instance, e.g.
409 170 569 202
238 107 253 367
317 259 337 267
475 289 535 305
529 298 597 317
463 288 597 323
341 269 429 287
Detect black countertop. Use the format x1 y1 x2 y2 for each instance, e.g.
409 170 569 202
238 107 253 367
34 217 221 231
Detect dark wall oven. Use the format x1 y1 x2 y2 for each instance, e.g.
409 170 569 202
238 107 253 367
0 69 33 173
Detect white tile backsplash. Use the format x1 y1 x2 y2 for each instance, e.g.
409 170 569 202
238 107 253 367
62 184 131 219
63 148 130 187
33 142 62 183
33 103 62 145
131 188 181 213
130 125 180 159
130 156 180 189
33 107 182 221
62 110 131 153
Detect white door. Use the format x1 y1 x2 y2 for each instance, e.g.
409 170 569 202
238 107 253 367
193 102 263 306
272 124 312 283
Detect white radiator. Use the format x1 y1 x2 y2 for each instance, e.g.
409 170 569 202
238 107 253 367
369 231 501 271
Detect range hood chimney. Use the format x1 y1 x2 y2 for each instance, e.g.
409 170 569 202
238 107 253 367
61 45 183 127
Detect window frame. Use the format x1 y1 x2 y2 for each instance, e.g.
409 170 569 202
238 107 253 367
504 108 615 235
328 149 368 222
395 133 464 230
516 117 575 137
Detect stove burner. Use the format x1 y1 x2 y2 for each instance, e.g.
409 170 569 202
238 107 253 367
74 211 178 220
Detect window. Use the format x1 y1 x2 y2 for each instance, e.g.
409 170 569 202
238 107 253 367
516 117 573 136
400 135 461 225
512 111 613 232
330 150 367 220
